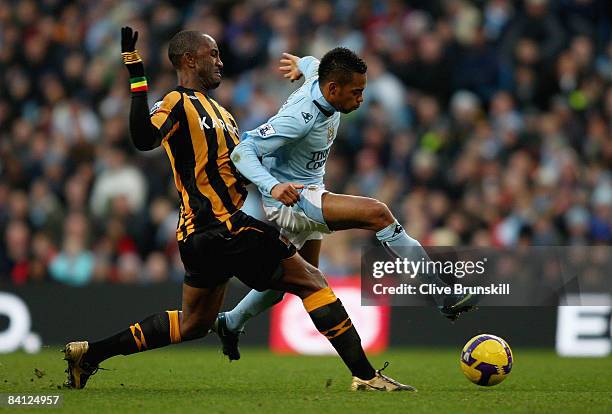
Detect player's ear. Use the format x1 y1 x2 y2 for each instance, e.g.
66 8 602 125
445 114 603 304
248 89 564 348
327 81 338 96
183 52 196 68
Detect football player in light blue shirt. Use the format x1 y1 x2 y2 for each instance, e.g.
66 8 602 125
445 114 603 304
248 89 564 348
214 48 476 361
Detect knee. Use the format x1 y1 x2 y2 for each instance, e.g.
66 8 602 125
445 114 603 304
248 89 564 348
297 267 328 298
367 199 394 230
180 315 214 341
308 267 328 291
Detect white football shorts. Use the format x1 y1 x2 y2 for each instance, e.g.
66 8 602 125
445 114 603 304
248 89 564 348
263 185 331 249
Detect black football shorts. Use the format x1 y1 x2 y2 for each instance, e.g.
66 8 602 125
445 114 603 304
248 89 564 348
178 211 296 290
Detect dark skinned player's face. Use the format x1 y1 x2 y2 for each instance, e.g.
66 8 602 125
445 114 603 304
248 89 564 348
327 73 367 114
194 35 223 90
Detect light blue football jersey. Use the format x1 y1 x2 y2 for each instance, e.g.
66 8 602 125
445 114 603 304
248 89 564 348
231 56 341 207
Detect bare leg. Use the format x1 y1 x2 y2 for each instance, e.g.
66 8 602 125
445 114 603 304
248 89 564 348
322 192 455 309
299 239 322 267
267 252 327 298
180 282 228 340
321 192 394 231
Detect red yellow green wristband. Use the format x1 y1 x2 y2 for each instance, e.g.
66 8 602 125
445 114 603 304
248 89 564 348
130 76 148 92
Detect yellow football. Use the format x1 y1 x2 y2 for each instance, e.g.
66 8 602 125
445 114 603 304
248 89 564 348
460 334 513 386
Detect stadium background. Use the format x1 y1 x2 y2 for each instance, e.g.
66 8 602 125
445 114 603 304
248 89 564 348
0 0 610 354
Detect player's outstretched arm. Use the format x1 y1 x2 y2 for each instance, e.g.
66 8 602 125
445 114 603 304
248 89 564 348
121 26 164 151
279 53 319 82
279 53 303 82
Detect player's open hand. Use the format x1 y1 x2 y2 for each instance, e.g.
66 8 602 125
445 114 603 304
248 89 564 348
279 53 303 82
271 182 304 207
121 26 139 53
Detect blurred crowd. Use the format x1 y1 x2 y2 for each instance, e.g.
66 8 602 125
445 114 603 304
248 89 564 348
0 0 610 286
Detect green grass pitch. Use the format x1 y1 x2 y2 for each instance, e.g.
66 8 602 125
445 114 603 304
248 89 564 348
1 347 611 413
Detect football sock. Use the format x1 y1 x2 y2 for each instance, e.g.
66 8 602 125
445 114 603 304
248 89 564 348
376 220 450 305
224 289 285 333
84 310 182 366
303 287 376 380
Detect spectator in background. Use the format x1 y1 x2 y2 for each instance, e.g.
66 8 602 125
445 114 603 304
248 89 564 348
29 231 57 282
0 221 31 284
451 27 500 102
500 0 565 64
141 251 169 284
89 145 147 218
49 212 94 286
52 98 102 144
399 31 452 105
28 178 63 234
362 54 409 130
49 236 94 286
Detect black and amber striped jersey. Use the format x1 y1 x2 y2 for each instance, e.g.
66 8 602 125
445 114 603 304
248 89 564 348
147 86 248 241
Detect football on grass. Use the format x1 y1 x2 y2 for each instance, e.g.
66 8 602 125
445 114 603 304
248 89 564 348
460 334 513 386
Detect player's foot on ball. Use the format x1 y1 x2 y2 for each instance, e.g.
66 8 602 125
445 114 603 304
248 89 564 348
213 313 241 361
439 293 478 321
63 341 99 389
351 362 416 392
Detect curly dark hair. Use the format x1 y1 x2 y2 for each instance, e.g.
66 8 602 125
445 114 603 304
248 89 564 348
318 47 367 85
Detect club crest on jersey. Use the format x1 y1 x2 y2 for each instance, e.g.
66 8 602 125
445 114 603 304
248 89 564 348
150 101 162 115
302 112 313 123
258 123 276 137
327 126 335 142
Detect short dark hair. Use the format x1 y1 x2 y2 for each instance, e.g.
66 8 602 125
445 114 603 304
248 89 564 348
318 47 367 85
168 30 203 69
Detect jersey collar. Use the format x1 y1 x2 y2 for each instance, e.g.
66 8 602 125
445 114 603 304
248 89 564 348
312 81 336 117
